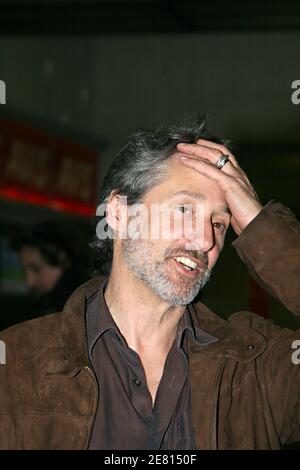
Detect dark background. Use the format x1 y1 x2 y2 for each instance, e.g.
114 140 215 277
0 0 299 330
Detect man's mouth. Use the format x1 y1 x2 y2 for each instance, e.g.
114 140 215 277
171 255 205 278
174 256 197 270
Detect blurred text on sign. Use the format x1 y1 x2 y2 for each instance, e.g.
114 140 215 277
0 118 98 217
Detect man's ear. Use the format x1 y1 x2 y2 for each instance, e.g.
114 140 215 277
105 191 128 239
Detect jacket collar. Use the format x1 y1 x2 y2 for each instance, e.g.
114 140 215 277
44 277 102 377
188 302 267 362
46 276 267 377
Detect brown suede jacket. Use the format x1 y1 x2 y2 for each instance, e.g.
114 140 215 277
0 200 299 450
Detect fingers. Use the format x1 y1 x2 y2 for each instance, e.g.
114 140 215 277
176 144 243 181
178 148 262 234
179 155 256 200
177 143 220 163
178 155 236 193
195 138 239 167
176 142 250 186
195 139 252 182
177 142 238 174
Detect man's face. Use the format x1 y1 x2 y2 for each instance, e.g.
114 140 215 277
120 154 231 305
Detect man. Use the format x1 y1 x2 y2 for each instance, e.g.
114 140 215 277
0 117 299 449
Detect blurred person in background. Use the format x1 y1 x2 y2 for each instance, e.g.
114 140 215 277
12 221 92 317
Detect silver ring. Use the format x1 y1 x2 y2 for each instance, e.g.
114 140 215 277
215 154 229 170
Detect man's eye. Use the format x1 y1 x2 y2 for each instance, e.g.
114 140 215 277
175 206 190 214
213 221 226 232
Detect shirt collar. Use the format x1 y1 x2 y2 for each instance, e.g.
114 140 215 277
86 279 120 357
176 304 218 349
86 280 217 357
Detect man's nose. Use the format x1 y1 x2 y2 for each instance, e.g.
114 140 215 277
184 220 215 252
201 223 215 252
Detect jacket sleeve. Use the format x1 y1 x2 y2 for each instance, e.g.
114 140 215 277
0 326 21 449
232 200 300 446
232 200 300 320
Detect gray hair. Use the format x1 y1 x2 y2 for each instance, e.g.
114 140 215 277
91 115 228 276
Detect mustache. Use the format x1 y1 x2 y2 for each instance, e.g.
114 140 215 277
163 248 208 267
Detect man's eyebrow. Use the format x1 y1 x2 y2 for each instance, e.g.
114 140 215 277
213 205 231 216
163 190 231 215
163 190 206 201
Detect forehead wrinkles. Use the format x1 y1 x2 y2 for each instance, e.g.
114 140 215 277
163 190 205 202
159 190 230 215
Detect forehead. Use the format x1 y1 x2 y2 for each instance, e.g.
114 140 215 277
146 153 228 208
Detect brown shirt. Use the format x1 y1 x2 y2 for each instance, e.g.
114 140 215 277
86 280 217 450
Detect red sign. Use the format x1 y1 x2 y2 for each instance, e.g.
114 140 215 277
0 118 98 217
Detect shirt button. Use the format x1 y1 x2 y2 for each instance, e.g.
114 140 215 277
133 378 141 386
246 344 255 352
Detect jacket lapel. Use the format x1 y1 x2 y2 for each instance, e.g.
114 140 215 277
188 301 267 449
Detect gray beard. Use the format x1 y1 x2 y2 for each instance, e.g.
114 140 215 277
121 238 211 306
